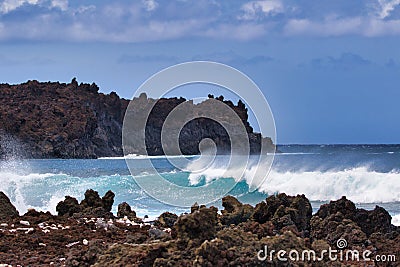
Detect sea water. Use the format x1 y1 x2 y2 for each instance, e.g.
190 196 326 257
0 145 399 226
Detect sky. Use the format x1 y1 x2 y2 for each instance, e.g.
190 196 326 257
0 0 399 144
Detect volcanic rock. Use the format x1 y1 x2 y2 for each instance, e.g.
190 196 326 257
220 196 254 225
315 196 356 220
354 206 394 236
56 189 114 218
155 212 178 228
253 193 312 235
0 80 276 159
117 202 136 218
56 196 81 217
0 191 19 220
173 206 218 242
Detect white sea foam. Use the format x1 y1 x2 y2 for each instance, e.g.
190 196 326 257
0 171 57 212
392 214 400 226
259 167 400 203
186 156 400 203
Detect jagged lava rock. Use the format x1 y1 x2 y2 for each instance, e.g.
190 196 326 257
354 206 395 236
56 189 114 218
56 196 81 217
0 191 19 220
173 206 218 242
117 202 136 218
315 196 356 220
155 212 178 228
220 195 254 225
253 193 312 235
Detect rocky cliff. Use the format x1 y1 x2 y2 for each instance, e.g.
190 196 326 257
0 79 275 159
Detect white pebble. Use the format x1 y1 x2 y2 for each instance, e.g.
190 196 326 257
0 223 8 227
19 220 30 226
25 228 34 234
82 239 89 245
39 243 46 247
65 241 80 248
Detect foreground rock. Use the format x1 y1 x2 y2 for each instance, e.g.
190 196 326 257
0 191 19 220
0 190 398 266
56 189 115 218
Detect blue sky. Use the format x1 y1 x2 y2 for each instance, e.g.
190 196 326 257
0 0 399 144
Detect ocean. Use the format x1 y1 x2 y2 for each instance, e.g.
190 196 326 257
0 144 399 226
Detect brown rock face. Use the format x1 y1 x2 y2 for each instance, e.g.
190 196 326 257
220 195 254 225
253 193 312 235
0 80 128 159
311 197 397 246
155 212 178 228
0 191 19 220
354 206 394 236
56 189 114 218
117 202 137 219
0 80 275 158
315 196 357 220
173 206 218 242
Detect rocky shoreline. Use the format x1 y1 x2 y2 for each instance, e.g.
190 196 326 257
0 190 398 266
0 80 275 159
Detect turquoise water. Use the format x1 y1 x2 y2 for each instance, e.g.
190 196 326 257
0 145 399 225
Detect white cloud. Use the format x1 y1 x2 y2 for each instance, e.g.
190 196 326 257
364 18 400 36
377 0 400 19
284 16 400 37
239 0 283 20
142 0 158 12
0 0 40 14
0 0 68 14
50 0 67 11
202 23 266 41
285 17 363 36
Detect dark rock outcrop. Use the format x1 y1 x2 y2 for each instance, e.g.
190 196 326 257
311 196 397 246
354 206 394 236
0 80 127 159
173 206 218 242
0 191 19 220
117 202 136 218
220 195 254 225
253 193 312 235
56 189 114 218
56 196 81 217
314 196 357 220
155 212 178 228
0 80 275 158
